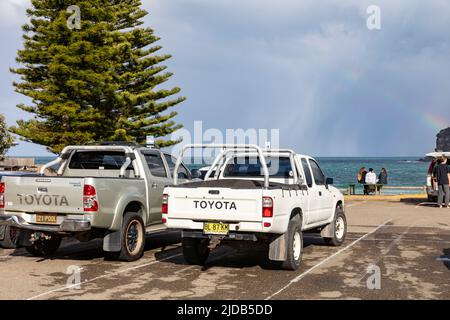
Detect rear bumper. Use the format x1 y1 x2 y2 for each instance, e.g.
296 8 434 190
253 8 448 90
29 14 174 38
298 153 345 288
182 230 258 241
0 215 91 233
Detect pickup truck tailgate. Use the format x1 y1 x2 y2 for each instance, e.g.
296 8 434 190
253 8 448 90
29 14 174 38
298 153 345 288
168 187 263 222
3 176 84 214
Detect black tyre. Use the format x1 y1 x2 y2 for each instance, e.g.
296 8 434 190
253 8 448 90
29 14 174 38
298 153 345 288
105 212 146 262
324 206 347 246
25 236 61 257
0 226 20 249
281 215 303 270
182 237 210 265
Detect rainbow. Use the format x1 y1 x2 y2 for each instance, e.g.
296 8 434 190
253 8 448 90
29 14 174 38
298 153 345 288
422 113 450 132
380 89 450 132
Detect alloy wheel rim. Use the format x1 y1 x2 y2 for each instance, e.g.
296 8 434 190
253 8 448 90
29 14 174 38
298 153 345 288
126 220 142 255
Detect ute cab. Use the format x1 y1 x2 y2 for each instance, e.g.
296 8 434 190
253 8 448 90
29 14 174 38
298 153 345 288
425 152 450 201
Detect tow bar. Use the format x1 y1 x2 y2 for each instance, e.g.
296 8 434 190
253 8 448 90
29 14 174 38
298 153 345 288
208 235 224 249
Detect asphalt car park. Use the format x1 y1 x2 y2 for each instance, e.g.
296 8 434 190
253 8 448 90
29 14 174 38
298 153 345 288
0 199 449 300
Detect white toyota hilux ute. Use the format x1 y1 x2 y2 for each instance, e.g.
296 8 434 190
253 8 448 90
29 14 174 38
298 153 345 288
162 144 347 270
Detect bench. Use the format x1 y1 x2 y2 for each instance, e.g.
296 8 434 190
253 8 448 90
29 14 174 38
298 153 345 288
364 184 384 195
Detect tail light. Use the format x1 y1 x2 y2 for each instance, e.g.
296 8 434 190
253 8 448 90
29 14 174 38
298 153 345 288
0 182 5 209
262 197 273 217
162 194 169 214
83 184 98 212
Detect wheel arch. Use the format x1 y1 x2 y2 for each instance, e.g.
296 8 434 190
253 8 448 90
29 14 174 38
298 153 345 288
111 198 147 230
289 207 304 228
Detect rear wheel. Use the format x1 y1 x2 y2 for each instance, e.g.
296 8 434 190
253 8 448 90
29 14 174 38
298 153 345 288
0 226 20 249
182 237 210 265
324 207 347 246
105 212 145 262
25 236 61 257
281 215 303 270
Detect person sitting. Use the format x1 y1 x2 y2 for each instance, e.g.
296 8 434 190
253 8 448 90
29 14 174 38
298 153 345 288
365 168 379 194
357 167 368 195
378 168 388 185
365 168 377 184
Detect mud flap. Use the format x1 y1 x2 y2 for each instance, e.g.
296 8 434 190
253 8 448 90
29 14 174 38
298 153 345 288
103 230 121 252
320 223 333 238
269 232 288 261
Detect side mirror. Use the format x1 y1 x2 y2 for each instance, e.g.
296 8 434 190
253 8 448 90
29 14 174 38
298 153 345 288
190 169 201 179
326 177 334 185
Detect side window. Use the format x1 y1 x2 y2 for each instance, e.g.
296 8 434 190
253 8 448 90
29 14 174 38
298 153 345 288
143 152 168 178
301 158 313 188
309 159 325 185
163 154 190 179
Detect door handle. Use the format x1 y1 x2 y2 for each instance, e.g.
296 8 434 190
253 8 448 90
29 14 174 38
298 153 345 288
152 183 157 188
319 191 322 196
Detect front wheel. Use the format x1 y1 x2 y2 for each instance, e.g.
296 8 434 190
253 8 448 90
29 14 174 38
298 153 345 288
182 237 210 265
324 207 347 246
0 226 20 249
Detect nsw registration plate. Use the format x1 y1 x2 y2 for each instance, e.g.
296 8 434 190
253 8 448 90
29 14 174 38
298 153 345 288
203 222 229 235
36 213 58 224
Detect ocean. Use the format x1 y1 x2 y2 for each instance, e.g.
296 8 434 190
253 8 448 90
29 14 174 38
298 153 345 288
34 156 429 194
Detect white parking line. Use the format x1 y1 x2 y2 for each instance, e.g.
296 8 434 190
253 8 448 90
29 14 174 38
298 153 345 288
351 223 414 286
414 202 436 208
265 219 392 300
27 252 182 300
436 257 450 262
346 237 449 244
346 201 367 208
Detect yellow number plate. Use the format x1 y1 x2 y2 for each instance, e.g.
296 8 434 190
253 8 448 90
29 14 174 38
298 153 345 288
203 222 229 235
36 214 58 224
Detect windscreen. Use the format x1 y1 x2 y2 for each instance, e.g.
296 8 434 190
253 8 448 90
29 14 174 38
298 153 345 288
223 156 292 178
69 151 131 170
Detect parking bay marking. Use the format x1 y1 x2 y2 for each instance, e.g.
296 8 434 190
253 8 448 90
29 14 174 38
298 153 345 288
265 219 393 300
27 251 182 300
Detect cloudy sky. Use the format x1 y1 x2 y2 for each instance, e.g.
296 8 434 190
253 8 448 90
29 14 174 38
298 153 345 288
1 0 450 156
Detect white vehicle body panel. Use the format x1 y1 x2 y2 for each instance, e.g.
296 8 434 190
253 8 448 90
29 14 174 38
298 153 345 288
164 145 344 236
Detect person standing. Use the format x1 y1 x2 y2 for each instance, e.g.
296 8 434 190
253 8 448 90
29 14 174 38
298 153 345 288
433 157 450 208
378 168 388 185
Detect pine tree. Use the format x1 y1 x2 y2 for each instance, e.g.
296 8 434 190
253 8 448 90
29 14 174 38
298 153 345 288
11 0 185 154
0 114 15 159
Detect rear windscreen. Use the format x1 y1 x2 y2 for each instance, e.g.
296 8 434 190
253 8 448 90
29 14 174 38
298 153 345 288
223 156 292 178
69 151 131 170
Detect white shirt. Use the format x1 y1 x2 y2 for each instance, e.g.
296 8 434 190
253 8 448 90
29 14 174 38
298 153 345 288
365 172 378 184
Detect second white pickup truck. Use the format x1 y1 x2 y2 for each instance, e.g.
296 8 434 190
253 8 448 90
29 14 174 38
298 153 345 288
163 145 347 270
